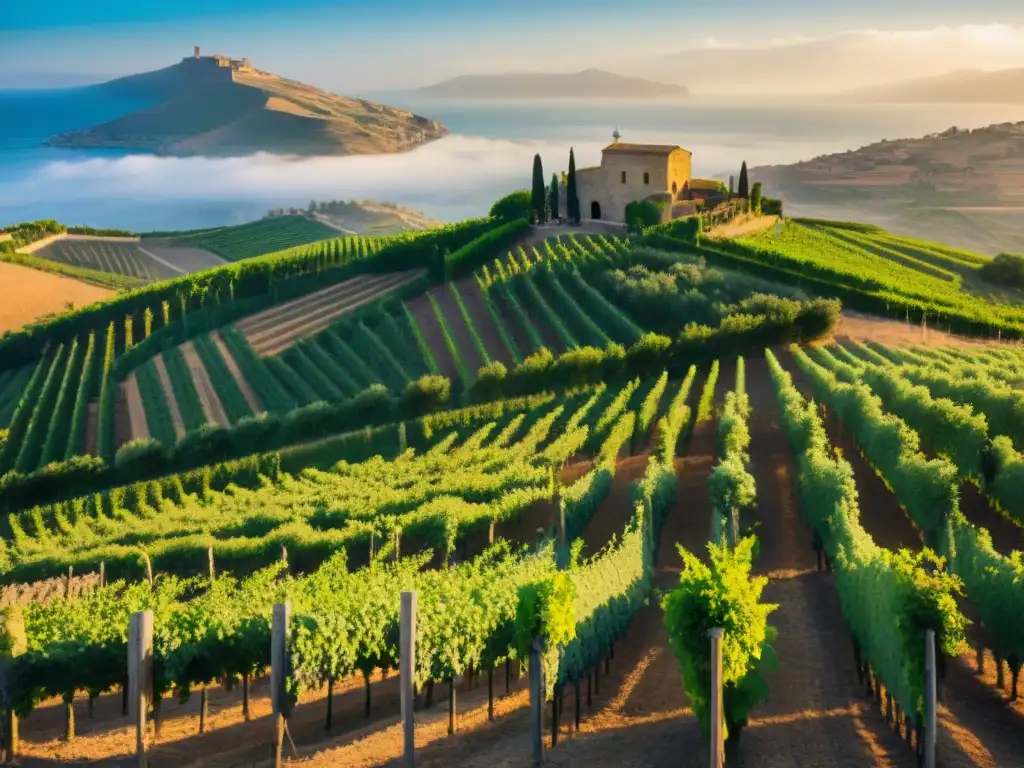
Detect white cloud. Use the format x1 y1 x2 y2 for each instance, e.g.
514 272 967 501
0 136 606 229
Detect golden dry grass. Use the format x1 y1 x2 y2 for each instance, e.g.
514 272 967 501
0 261 114 334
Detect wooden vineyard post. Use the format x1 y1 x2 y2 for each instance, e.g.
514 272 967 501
271 602 291 768
66 565 74 598
208 546 216 583
709 628 724 768
487 666 494 721
925 629 937 768
128 610 154 768
99 560 106 589
530 636 544 766
448 676 456 735
400 591 417 767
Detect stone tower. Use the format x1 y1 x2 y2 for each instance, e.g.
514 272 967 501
194 46 201 59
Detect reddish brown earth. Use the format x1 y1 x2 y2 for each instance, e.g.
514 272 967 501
742 356 915 768
491 285 537 362
457 278 514 367
510 280 564 354
404 293 459 382
431 285 483 374
777 350 1024 768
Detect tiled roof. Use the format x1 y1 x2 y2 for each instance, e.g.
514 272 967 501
601 143 687 156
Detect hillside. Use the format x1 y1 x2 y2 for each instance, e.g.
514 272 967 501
748 121 1024 254
276 199 441 234
1 210 1024 767
846 68 1024 104
414 68 688 98
46 53 449 156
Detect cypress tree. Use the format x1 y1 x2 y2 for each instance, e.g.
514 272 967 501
531 154 547 223
567 148 580 225
548 173 560 222
738 162 749 199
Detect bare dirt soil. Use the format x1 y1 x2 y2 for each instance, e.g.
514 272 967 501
181 341 230 428
211 330 262 415
0 261 114 334
742 356 915 768
491 287 537 363
404 293 459 382
832 312 1012 349
777 350 1024 768
457 278 514 367
122 376 150 443
153 354 186 438
432 285 484 374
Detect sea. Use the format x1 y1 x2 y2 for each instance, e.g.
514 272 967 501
2 87 1024 232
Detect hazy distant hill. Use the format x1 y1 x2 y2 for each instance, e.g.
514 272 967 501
47 54 448 157
415 69 688 99
746 121 1024 254
846 68 1024 103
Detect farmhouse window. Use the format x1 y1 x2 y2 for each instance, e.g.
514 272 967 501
621 171 626 184
644 172 650 185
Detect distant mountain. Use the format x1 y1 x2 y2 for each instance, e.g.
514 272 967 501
46 51 448 157
415 69 688 99
618 31 1024 95
745 121 1024 254
845 68 1024 103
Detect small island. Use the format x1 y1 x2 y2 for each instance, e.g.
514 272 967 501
414 68 688 99
47 47 449 157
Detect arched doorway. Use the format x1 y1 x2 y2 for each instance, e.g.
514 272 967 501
591 201 602 220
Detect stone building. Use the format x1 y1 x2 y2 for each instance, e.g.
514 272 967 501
572 133 693 223
184 47 253 72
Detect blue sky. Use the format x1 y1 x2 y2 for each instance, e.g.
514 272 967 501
4 0 1024 91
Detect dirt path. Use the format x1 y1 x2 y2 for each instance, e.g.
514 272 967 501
182 341 230 428
741 356 915 768
779 349 923 552
153 354 186 439
211 331 263 415
433 285 484 374
777 350 1024 768
366 371 712 768
122 375 150 442
458 279 513 367
404 294 459 382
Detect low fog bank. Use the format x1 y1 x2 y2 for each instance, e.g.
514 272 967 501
0 133 844 231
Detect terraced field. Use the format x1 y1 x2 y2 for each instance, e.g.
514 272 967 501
3 209 1024 768
34 238 182 282
154 215 341 262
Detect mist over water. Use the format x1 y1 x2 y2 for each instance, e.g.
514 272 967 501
3 91 1024 231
